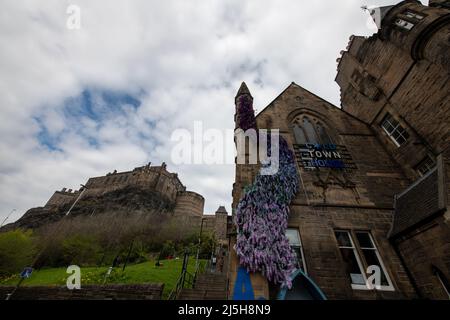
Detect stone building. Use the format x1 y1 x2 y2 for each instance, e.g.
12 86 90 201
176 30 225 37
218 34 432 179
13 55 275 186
228 0 449 300
3 162 229 245
336 0 450 299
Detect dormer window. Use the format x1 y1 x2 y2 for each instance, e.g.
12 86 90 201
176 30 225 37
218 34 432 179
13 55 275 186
381 113 409 147
395 18 414 30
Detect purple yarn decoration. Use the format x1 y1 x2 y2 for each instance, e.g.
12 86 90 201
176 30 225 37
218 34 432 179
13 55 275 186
235 94 299 288
237 94 256 131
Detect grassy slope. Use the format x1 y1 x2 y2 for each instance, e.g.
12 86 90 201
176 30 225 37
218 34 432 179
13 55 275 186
0 258 206 299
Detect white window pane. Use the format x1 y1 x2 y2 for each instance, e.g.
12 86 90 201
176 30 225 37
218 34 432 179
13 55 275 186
351 273 366 285
286 228 301 246
405 11 424 19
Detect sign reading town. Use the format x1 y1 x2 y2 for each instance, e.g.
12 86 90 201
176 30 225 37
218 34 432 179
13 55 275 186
295 144 356 170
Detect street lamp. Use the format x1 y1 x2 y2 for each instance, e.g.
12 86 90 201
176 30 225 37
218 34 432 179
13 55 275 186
195 217 205 272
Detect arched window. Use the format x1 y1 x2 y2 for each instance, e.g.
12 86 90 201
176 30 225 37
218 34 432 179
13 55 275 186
317 123 333 144
293 124 307 144
303 118 319 144
292 116 333 145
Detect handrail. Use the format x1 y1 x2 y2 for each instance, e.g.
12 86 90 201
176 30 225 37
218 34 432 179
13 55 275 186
168 252 189 300
167 249 211 300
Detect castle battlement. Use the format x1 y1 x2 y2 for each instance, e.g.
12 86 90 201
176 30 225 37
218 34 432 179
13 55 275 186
41 162 201 220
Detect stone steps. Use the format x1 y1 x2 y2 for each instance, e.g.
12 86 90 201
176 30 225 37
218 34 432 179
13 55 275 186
178 273 227 300
178 288 226 300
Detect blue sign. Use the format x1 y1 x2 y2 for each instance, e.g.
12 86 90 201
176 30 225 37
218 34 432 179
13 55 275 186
297 144 349 169
232 267 255 300
20 267 33 278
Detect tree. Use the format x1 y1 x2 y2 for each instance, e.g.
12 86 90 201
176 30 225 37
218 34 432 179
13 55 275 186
0 229 36 276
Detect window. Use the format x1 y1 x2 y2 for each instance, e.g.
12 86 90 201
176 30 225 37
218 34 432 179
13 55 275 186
432 265 450 299
317 123 333 144
395 18 415 30
335 230 394 291
354 232 394 290
404 11 424 20
381 113 409 147
286 228 307 274
293 124 307 144
303 118 319 144
292 116 333 145
335 231 367 289
416 155 436 176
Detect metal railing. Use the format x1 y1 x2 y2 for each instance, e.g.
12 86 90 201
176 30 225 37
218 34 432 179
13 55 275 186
167 251 199 300
167 249 213 300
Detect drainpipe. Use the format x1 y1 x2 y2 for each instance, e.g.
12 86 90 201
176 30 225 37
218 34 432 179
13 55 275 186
390 238 423 299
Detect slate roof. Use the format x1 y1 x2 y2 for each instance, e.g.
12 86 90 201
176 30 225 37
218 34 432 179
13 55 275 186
390 166 445 238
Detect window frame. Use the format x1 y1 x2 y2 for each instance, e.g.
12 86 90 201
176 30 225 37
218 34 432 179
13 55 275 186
354 231 395 291
286 227 308 275
335 230 395 291
434 267 450 299
293 123 308 145
403 10 424 20
381 113 409 147
415 155 436 177
394 18 415 31
291 116 333 145
335 230 369 290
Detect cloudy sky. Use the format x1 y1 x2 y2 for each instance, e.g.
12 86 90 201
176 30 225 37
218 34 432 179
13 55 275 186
0 0 428 223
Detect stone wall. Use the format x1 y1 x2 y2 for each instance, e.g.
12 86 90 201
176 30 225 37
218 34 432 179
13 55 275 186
83 163 186 204
173 191 205 217
258 83 415 299
288 205 416 299
334 0 450 300
45 189 79 207
393 214 450 299
0 283 164 300
336 1 450 180
3 162 206 232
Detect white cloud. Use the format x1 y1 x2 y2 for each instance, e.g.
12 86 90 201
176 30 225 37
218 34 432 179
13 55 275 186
0 0 427 222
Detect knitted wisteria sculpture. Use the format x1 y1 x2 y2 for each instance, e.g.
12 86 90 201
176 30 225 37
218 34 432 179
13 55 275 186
235 92 299 288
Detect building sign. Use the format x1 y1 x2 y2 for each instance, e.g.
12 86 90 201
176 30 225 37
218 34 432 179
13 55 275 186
294 144 356 170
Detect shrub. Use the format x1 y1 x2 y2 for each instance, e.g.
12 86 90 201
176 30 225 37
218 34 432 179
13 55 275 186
61 234 102 266
0 229 36 276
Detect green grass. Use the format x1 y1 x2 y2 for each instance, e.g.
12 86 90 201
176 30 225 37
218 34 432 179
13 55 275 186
0 258 206 299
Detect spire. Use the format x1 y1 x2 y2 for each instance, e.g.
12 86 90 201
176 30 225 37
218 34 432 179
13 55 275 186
234 82 256 130
215 206 228 215
235 82 252 100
